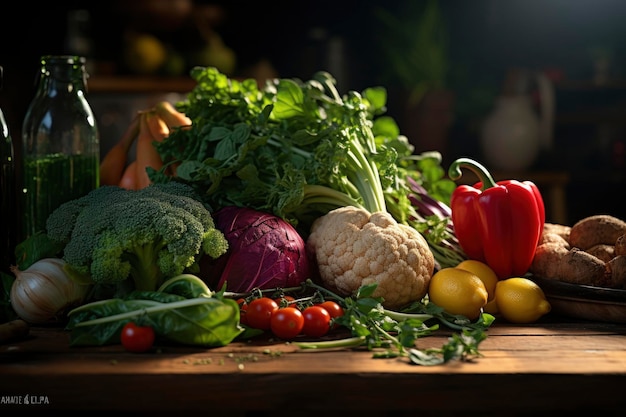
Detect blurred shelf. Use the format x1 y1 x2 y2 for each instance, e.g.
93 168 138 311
88 76 196 94
553 79 626 125
555 79 626 91
556 108 626 125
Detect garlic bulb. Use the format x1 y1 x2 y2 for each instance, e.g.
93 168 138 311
10 258 90 324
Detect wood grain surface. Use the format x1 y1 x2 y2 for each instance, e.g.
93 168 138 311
1 317 625 415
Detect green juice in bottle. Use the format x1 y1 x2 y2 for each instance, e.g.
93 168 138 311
20 55 100 241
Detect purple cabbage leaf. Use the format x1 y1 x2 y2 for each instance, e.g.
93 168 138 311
201 206 312 293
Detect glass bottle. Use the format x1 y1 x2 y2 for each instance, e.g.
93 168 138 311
20 55 99 241
0 66 16 273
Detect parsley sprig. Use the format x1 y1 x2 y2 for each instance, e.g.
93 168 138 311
297 280 494 366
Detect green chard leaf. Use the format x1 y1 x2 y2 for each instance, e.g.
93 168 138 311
66 274 243 347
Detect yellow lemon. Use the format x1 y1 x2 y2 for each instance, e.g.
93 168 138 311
124 33 167 75
455 260 498 300
455 259 499 314
192 35 237 75
495 277 551 323
428 267 488 320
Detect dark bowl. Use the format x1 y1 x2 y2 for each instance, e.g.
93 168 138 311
529 276 626 324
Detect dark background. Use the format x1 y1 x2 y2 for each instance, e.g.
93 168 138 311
2 0 626 224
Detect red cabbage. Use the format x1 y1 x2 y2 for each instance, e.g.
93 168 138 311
201 206 312 293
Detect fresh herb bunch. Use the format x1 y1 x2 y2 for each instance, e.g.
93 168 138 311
151 67 463 267
297 280 493 366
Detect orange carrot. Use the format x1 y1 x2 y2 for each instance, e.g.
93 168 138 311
119 160 139 190
154 101 192 128
153 101 190 177
146 112 170 143
135 111 165 189
99 113 140 186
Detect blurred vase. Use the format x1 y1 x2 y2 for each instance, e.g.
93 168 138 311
480 71 554 172
480 95 540 172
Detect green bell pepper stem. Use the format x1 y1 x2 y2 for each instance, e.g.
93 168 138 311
448 158 497 191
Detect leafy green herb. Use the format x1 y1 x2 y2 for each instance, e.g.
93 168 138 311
296 280 492 365
153 69 390 224
151 67 463 267
407 328 488 366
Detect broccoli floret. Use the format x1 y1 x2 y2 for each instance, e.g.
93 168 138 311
45 182 229 292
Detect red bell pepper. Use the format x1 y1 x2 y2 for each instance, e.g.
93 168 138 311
448 158 545 279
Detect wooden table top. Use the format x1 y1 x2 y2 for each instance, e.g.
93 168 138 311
1 316 625 415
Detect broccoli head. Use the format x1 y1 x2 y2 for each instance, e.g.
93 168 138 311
46 182 229 292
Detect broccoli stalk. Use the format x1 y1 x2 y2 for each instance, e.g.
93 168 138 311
46 182 229 294
124 241 165 292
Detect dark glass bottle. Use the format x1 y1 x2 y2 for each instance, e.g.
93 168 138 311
20 55 100 241
0 66 16 273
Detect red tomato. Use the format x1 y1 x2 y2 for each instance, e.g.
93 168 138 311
318 300 345 329
318 300 344 320
237 298 249 326
302 305 331 338
120 322 155 353
274 295 297 309
246 297 279 330
270 307 304 340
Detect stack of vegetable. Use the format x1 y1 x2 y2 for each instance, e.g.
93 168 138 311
149 67 464 270
2 68 496 364
135 67 473 310
8 182 231 322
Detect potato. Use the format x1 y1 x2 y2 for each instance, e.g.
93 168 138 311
538 232 570 248
543 222 571 242
530 243 609 286
584 244 615 263
614 234 626 257
606 255 626 289
530 242 569 277
568 214 626 250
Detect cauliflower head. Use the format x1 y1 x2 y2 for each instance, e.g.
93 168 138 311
306 206 435 309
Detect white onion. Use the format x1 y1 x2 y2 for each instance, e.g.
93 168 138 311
10 258 90 324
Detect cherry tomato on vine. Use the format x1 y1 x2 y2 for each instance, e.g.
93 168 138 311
302 305 331 337
237 298 249 326
318 300 345 329
246 297 279 330
274 295 297 309
270 307 304 340
318 300 344 320
120 322 155 353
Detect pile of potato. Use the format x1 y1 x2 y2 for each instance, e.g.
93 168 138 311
530 214 626 289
